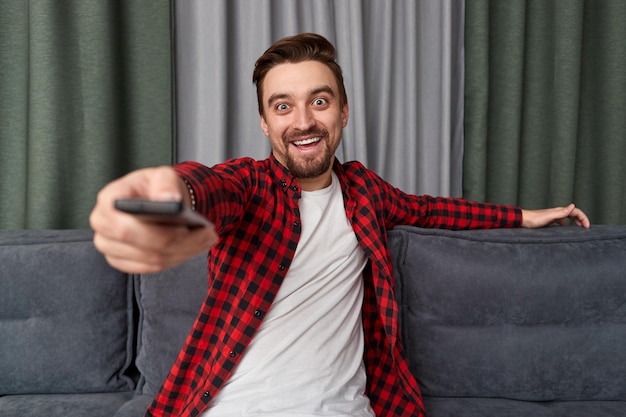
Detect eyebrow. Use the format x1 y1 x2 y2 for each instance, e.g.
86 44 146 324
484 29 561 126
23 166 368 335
267 85 336 108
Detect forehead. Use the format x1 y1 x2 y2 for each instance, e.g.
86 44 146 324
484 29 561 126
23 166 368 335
262 61 339 100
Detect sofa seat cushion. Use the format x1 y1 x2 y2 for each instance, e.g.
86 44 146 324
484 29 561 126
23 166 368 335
134 253 208 396
0 230 135 395
388 225 626 402
0 392 133 417
112 394 154 417
423 396 626 417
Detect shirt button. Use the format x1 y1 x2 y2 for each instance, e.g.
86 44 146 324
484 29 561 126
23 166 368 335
281 180 287 187
291 185 298 191
254 309 264 318
293 221 299 227
229 351 236 357
203 391 210 398
278 264 286 270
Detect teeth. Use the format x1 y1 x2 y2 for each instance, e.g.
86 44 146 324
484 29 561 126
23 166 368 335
293 137 321 146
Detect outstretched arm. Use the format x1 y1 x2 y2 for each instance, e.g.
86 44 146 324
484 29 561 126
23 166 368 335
521 203 590 229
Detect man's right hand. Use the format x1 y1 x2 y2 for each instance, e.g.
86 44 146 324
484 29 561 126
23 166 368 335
89 166 218 274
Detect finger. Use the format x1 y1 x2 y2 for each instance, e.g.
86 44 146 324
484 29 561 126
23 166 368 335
103 254 174 275
95 228 216 273
147 166 186 202
570 207 590 229
90 175 147 236
546 206 570 227
94 219 217 262
95 219 216 256
555 218 568 226
94 232 180 270
93 167 183 213
562 203 576 218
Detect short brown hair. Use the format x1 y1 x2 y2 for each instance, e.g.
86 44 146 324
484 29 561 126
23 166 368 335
252 33 348 116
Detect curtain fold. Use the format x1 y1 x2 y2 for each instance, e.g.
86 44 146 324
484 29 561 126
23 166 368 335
0 0 174 229
175 0 464 197
464 0 626 224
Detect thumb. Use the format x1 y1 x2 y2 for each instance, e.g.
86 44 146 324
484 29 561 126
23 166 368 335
561 203 577 218
147 166 186 202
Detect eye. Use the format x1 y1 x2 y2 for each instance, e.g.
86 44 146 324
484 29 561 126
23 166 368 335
276 103 290 112
313 98 328 106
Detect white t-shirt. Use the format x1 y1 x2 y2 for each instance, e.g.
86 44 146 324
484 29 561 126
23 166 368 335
202 172 374 416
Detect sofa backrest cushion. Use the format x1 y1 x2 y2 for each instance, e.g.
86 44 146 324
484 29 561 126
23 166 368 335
134 253 208 396
0 230 135 395
389 225 626 402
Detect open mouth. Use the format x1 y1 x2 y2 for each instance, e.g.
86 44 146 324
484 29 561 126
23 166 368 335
292 137 322 147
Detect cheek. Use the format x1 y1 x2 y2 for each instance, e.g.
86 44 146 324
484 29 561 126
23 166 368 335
267 127 290 151
265 117 288 135
267 124 288 142
325 117 344 137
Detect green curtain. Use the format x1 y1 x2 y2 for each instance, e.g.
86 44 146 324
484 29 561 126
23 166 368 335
464 0 626 225
0 0 173 229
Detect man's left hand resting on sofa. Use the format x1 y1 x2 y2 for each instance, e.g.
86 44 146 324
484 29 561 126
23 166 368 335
521 203 590 229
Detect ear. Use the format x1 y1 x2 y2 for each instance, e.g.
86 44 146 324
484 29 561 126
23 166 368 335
341 102 349 128
260 115 269 136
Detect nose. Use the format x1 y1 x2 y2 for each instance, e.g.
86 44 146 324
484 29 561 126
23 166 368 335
293 106 316 131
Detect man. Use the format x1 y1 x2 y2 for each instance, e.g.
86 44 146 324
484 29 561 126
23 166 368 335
90 33 589 417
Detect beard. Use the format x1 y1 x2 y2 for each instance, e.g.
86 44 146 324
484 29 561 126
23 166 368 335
283 127 334 179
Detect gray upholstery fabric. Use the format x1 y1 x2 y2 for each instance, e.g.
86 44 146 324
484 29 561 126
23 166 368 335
389 225 626 403
112 394 154 417
134 253 208 396
0 230 135 395
3 226 626 416
423 396 626 417
0 392 133 417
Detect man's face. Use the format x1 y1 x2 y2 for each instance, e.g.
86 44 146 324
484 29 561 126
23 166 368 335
260 61 348 190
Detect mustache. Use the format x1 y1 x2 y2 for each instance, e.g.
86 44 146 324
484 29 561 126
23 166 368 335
284 127 328 142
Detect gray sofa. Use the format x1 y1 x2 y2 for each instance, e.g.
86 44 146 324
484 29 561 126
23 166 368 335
1 225 625 416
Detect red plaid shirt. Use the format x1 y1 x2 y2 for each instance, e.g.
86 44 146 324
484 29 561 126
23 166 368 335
146 155 522 417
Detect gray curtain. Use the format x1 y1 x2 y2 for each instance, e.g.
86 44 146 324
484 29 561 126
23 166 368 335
174 0 465 197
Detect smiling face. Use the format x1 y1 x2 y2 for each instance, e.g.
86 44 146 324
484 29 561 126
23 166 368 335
260 61 349 191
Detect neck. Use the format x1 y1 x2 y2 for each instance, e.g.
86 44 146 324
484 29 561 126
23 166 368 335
297 171 333 191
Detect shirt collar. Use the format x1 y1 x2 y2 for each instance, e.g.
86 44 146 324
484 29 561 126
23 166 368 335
268 153 300 196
